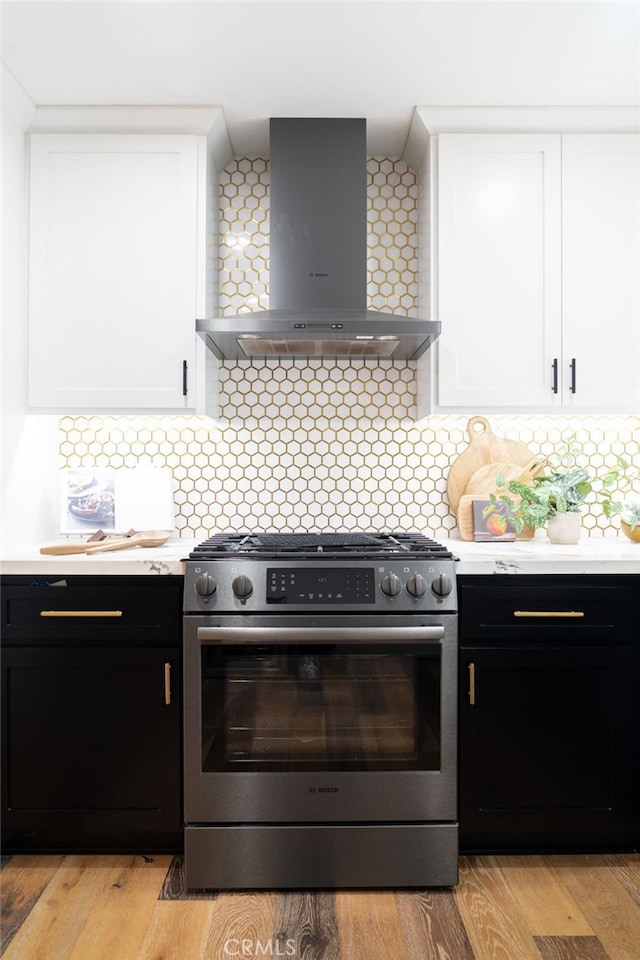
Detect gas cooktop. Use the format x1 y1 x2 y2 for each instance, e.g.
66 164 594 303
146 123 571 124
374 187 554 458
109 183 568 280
187 531 456 562
184 532 458 612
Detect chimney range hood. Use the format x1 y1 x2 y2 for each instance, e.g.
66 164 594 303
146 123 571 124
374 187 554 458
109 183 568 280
197 118 440 361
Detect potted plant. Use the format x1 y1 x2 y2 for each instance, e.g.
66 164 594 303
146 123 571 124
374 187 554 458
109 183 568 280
618 502 640 542
599 455 640 541
487 465 592 544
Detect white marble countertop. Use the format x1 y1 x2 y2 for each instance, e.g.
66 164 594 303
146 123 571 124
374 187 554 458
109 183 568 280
0 536 195 576
449 534 640 575
1 533 639 577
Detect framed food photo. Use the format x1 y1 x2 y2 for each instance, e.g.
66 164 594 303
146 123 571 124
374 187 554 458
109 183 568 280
472 498 516 542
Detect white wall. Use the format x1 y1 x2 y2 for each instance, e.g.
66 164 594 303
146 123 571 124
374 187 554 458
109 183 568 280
1 63 59 552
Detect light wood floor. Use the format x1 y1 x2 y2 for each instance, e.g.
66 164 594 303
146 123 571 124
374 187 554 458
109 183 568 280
1 853 639 960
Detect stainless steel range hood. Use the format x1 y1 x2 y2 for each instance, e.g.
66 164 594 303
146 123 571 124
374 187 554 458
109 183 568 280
197 118 440 361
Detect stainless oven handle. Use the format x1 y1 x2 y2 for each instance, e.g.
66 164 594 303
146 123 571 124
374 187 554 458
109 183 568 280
196 625 445 644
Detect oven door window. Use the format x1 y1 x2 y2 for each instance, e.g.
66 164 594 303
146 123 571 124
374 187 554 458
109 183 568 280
200 644 441 772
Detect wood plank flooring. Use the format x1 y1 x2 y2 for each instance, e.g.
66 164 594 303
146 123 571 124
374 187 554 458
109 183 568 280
1 853 638 960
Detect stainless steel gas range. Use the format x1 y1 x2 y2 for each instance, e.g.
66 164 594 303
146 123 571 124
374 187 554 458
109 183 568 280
183 532 459 889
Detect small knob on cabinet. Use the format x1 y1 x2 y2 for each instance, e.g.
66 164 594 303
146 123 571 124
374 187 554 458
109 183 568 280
380 573 403 598
406 573 428 598
431 573 454 598
232 574 254 600
194 573 217 598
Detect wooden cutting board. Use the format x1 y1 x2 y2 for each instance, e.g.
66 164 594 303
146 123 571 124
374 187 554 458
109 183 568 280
464 455 547 498
446 416 540 516
457 495 484 542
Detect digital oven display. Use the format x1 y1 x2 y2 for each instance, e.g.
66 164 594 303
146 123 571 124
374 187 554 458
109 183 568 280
266 567 376 604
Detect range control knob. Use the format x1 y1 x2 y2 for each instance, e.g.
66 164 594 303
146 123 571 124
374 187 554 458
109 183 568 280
431 573 454 598
232 574 254 600
406 573 428 598
194 573 217 598
380 573 403 598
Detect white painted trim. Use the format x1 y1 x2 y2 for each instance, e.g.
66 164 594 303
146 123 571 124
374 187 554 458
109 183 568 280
28 104 233 170
1 62 36 130
206 108 234 172
28 104 225 134
405 105 640 169
403 110 431 174
28 103 233 171
408 105 640 141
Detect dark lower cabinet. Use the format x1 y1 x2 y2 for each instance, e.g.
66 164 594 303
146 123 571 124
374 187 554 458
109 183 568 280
1 575 183 853
458 574 639 853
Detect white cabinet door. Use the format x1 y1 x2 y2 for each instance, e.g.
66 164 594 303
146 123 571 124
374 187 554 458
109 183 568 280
436 132 640 412
436 134 562 409
28 134 201 410
561 134 640 410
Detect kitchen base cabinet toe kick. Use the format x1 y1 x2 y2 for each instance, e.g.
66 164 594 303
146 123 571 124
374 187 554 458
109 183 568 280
1 575 184 853
458 574 638 854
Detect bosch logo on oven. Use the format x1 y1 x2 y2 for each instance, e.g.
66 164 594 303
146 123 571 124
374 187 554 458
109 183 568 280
309 786 339 794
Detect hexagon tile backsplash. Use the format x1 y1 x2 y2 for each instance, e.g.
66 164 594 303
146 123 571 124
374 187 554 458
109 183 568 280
59 384 639 539
58 156 639 539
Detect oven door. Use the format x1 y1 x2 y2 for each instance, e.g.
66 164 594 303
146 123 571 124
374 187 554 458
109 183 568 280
184 614 457 824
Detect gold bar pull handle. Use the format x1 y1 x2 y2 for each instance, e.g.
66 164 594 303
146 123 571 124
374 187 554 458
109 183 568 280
468 662 476 706
40 610 123 618
513 610 585 618
164 662 172 706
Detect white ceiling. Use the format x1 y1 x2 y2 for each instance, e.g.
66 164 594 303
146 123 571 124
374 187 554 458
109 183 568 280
2 1 639 157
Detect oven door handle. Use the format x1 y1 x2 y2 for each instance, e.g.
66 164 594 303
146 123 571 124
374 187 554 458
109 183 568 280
196 625 446 644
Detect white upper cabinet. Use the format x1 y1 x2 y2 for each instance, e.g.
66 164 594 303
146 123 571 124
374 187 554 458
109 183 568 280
561 134 639 410
28 134 204 411
436 134 562 409
435 132 639 411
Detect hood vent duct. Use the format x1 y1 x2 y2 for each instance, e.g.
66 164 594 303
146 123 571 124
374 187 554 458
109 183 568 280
197 118 440 361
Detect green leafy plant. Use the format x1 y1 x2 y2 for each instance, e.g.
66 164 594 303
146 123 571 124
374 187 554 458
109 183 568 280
599 454 637 521
487 466 592 535
486 436 638 536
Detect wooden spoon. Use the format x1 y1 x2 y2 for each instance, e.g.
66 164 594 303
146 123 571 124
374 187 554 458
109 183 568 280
84 530 170 554
40 531 108 555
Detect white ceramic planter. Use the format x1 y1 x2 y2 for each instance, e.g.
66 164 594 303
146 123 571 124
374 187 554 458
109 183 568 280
547 512 582 545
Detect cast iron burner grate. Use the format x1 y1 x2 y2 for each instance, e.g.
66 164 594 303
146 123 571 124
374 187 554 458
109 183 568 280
188 531 457 561
254 533 383 549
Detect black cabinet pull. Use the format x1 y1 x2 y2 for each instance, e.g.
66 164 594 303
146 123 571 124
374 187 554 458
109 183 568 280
570 358 576 394
552 358 558 394
182 360 188 397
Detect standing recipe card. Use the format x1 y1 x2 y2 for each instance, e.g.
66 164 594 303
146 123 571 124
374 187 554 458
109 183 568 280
60 467 175 533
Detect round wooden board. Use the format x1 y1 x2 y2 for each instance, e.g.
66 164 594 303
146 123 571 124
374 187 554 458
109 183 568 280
446 416 540 516
464 455 547 498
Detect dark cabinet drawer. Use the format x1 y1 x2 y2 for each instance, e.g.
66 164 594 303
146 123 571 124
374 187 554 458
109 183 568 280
458 574 636 644
1 575 183 644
